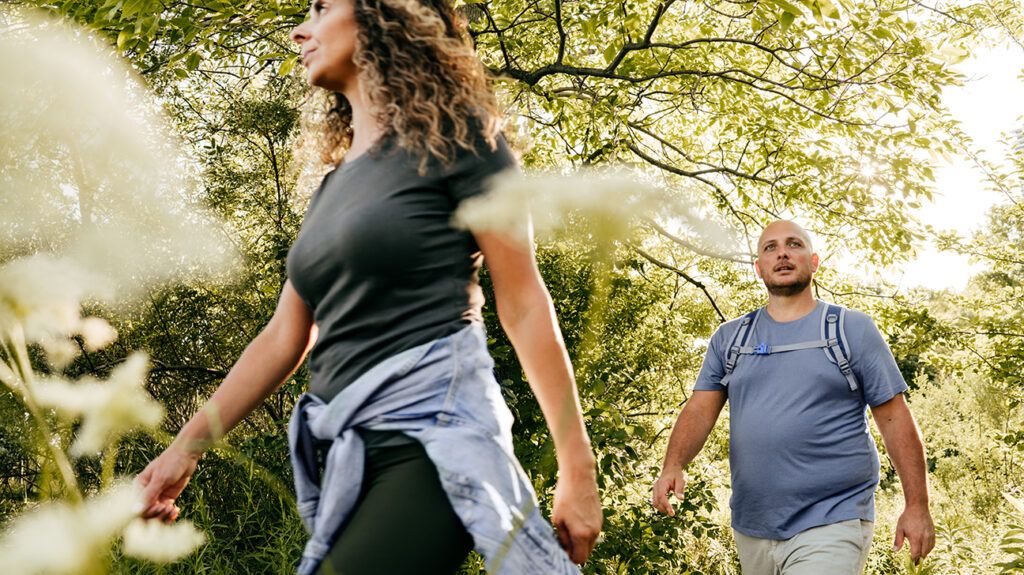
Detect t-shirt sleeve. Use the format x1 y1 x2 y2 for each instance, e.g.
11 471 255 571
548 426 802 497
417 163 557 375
848 311 909 407
446 133 519 204
693 324 731 392
285 169 333 302
300 169 335 220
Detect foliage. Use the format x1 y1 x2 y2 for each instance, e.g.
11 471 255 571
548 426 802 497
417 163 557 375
3 0 1024 573
997 494 1024 573
0 11 229 572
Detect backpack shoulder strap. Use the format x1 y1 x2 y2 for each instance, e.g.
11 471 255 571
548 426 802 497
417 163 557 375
720 309 761 387
820 303 859 391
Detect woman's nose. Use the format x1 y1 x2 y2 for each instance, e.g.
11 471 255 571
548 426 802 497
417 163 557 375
290 21 310 44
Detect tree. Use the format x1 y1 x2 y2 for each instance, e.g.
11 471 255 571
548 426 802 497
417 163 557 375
6 0 1024 572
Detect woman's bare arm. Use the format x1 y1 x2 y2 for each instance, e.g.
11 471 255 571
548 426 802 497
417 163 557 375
136 280 316 519
473 226 601 564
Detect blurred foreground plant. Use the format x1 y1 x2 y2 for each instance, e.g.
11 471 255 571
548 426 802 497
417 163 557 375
0 7 236 574
999 493 1024 574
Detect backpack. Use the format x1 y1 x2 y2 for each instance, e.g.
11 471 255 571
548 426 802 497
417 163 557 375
718 303 859 391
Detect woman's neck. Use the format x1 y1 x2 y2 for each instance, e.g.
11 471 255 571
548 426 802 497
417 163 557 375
341 81 384 161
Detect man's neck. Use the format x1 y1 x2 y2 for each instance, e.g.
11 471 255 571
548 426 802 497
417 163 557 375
764 290 818 322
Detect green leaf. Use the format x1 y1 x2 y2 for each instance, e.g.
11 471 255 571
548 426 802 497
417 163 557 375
116 29 131 51
278 55 298 77
603 43 618 65
779 11 796 32
871 27 894 41
120 0 146 19
771 0 806 17
816 0 841 19
185 52 202 71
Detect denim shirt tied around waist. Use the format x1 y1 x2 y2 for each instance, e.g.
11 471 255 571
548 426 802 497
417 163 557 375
287 324 580 575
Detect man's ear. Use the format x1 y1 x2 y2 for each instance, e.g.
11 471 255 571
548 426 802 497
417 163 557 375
753 258 763 279
810 252 820 273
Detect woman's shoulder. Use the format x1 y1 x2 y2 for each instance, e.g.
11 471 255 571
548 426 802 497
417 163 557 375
458 131 518 171
443 131 519 202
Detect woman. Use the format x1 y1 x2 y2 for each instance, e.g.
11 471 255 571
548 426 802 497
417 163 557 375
135 0 602 573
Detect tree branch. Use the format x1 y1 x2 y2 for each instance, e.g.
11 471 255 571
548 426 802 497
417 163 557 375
630 244 728 323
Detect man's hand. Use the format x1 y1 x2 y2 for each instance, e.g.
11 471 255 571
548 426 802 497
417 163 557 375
551 468 602 564
893 505 935 563
651 468 687 517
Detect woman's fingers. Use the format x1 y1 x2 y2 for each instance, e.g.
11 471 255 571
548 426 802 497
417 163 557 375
134 448 200 519
568 522 599 563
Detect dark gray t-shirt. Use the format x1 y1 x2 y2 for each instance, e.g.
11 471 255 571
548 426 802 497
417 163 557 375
693 300 908 539
286 134 517 404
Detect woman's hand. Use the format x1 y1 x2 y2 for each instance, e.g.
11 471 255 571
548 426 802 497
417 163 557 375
551 460 602 565
474 228 603 562
131 280 315 524
134 446 200 523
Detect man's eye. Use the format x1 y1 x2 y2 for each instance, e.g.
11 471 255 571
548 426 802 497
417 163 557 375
313 1 326 13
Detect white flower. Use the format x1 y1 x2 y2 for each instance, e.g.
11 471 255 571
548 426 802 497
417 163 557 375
455 169 667 241
454 169 740 259
0 502 90 574
39 337 81 371
0 257 127 368
0 256 96 342
79 316 117 351
0 482 138 574
122 518 206 563
33 353 164 456
0 8 238 307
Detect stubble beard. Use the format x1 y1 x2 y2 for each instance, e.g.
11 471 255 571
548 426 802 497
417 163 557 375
764 271 812 297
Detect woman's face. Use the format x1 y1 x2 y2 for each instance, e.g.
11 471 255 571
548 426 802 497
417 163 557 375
290 0 359 92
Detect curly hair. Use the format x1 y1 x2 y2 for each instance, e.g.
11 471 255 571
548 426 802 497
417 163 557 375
301 0 501 172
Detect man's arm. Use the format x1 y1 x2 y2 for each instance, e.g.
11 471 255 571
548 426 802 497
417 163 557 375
652 390 727 517
871 394 935 563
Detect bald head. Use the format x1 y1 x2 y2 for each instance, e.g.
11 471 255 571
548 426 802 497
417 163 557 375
757 220 813 254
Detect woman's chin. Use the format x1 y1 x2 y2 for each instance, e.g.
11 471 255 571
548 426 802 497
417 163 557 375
308 73 348 93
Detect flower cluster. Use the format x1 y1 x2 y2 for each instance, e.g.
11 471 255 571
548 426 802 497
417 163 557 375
34 353 164 457
0 7 237 304
0 8 234 573
0 483 205 574
454 168 740 258
0 255 113 367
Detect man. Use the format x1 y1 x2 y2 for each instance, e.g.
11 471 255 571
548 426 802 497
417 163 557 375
652 220 935 574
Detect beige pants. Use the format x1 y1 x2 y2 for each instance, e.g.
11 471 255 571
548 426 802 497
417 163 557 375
733 519 874 575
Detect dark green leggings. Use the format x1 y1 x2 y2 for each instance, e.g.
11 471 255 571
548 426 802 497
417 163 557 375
316 440 474 575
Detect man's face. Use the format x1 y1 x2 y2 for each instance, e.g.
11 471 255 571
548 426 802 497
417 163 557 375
754 222 819 297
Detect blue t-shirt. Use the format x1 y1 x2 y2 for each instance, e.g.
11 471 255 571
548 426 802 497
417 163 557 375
693 300 908 539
